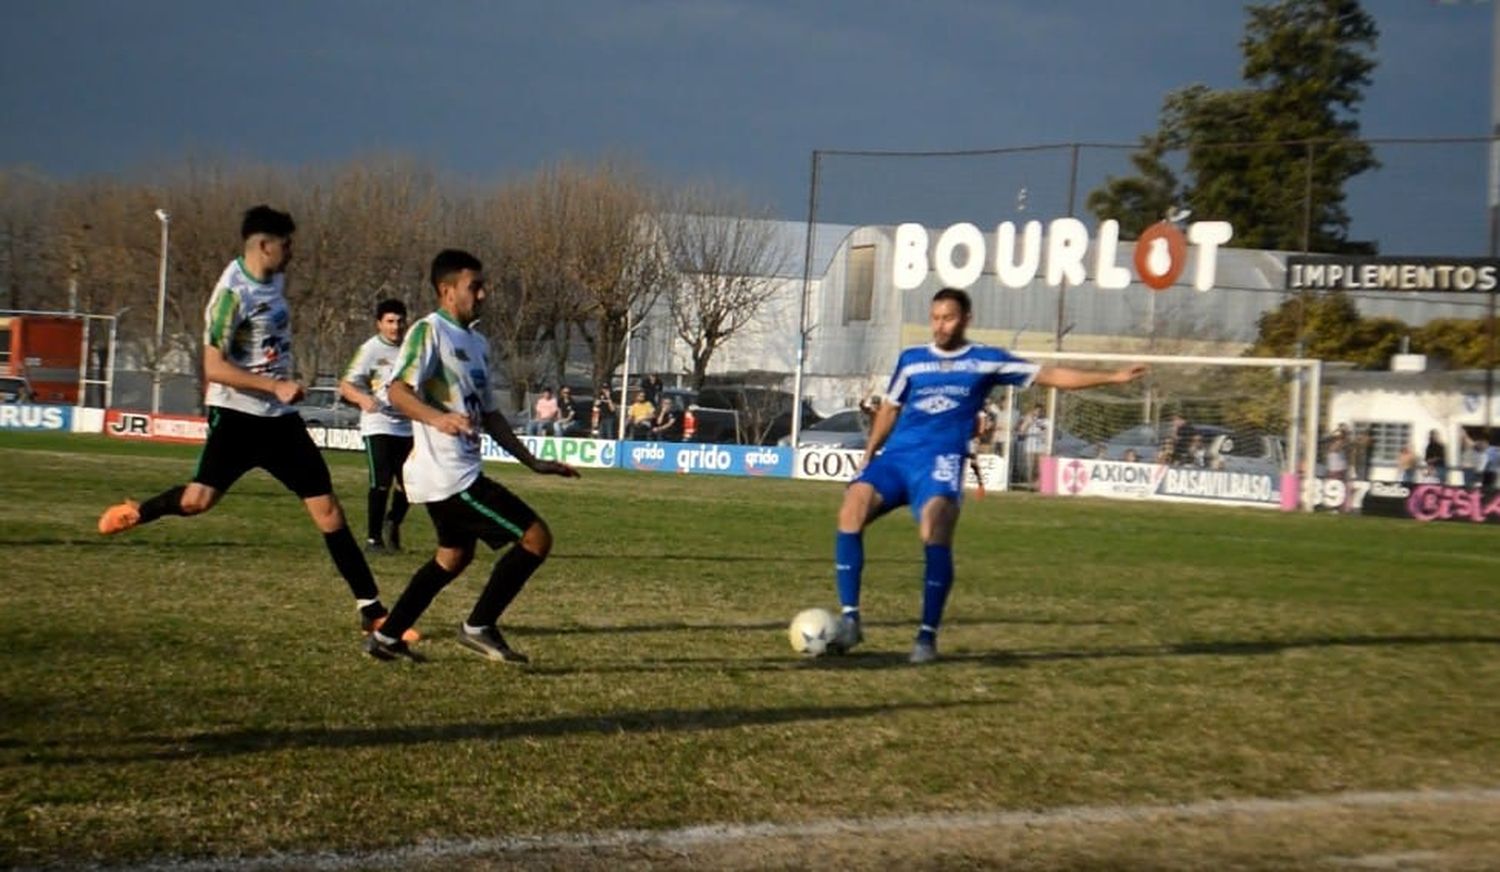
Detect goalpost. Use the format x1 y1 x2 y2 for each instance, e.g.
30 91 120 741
992 350 1323 512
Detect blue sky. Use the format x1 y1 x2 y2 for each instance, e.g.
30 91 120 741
1 1 1493 253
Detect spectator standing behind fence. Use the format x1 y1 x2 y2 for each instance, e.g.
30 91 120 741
1326 428 1350 512
556 387 577 437
1351 428 1371 480
1423 429 1448 484
627 390 655 440
1485 440 1499 490
527 388 559 437
1397 444 1417 483
591 384 617 439
1018 403 1048 484
643 374 663 409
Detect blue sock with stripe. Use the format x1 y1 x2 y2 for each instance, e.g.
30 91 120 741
835 531 863 618
917 543 954 645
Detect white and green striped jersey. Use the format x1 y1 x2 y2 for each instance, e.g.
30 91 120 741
341 334 412 437
392 310 498 503
202 258 295 417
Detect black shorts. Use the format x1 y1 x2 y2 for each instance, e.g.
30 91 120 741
193 406 333 498
426 475 539 550
363 434 413 490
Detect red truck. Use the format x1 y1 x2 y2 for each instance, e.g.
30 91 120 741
0 314 84 404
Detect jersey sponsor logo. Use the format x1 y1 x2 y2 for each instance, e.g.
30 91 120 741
912 394 960 415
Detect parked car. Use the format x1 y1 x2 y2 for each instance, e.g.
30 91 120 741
0 375 35 403
297 386 361 429
778 408 866 450
690 385 822 445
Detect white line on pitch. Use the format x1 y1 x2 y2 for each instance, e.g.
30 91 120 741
91 786 1500 872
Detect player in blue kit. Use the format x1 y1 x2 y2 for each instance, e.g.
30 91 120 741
832 288 1146 663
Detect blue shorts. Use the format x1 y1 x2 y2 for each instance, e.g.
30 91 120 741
852 448 965 521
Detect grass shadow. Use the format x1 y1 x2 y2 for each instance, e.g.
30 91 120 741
18 699 1004 766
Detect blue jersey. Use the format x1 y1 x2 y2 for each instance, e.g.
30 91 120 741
880 343 1039 458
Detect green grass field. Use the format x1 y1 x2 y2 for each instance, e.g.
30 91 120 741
2 431 1499 870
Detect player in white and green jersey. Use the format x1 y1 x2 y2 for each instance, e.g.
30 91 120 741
339 299 413 553
98 206 411 643
365 249 580 663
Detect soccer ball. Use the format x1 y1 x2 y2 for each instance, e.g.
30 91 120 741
788 607 841 656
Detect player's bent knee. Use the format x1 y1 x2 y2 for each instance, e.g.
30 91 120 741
436 545 474 574
520 519 552 558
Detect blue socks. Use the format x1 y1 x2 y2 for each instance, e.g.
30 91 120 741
918 543 954 644
835 531 864 618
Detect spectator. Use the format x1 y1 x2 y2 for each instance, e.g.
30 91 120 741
647 396 682 441
1122 448 1141 463
1325 429 1349 512
1465 435 1489 490
627 390 655 440
591 384 618 439
1166 414 1189 463
1396 444 1418 484
642 374 663 409
527 388 559 436
1485 439 1499 490
556 386 578 436
1459 432 1481 489
1018 403 1049 484
1188 433 1208 468
1351 427 1371 480
1423 429 1448 484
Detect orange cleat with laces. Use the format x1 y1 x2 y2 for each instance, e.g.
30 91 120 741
98 500 142 535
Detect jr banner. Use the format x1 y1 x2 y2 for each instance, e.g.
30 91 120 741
104 410 207 443
619 442 794 477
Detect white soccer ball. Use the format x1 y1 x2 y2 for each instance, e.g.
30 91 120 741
788 607 841 656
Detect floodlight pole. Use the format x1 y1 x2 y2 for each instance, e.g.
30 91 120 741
152 209 170 415
790 150 821 449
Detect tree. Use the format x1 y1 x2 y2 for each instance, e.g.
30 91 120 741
658 189 793 389
1090 0 1378 253
1246 291 1404 367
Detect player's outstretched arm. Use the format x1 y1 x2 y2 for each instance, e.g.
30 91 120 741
1034 364 1148 391
483 410 581 479
202 344 303 404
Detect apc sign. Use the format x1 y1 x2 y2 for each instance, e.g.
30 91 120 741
482 435 618 470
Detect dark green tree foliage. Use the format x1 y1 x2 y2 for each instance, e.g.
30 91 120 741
1090 0 1378 254
1247 292 1493 370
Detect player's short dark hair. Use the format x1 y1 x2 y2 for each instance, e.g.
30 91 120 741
932 287 972 316
241 205 295 240
430 249 484 292
374 298 407 320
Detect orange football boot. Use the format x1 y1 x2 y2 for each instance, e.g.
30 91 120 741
98 500 141 535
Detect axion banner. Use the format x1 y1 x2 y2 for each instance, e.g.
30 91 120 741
1286 256 1500 293
1042 456 1285 509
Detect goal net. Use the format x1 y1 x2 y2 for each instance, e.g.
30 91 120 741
991 351 1322 511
